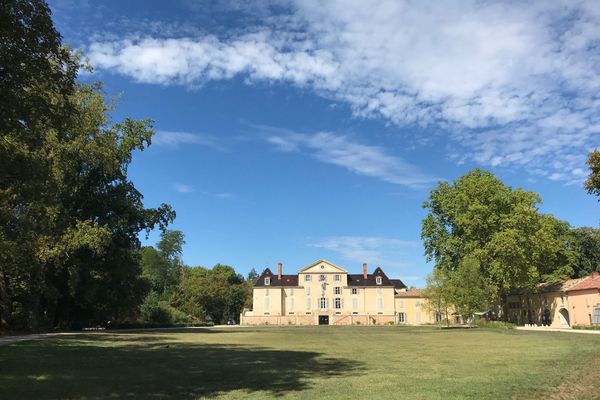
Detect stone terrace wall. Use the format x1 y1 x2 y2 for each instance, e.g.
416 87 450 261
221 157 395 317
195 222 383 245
241 314 396 326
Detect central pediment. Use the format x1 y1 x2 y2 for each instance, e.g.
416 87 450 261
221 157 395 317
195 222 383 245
297 259 347 274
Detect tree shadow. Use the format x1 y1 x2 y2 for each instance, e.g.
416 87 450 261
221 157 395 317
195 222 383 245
0 335 364 399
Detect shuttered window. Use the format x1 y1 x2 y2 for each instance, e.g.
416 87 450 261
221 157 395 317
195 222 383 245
593 307 600 324
334 298 342 309
398 312 406 323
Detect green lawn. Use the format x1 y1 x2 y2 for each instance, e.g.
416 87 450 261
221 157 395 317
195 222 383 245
1 326 599 399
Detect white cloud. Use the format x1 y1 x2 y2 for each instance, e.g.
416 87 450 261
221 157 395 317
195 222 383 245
153 130 225 150
87 1 600 183
174 183 195 193
266 129 439 188
309 236 420 271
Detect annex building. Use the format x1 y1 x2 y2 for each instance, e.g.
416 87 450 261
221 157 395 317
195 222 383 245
241 259 436 326
506 271 600 328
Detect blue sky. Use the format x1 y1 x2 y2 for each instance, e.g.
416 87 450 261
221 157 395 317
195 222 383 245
49 0 600 286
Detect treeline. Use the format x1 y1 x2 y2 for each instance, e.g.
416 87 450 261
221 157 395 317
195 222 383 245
136 230 255 326
422 169 600 321
0 1 257 332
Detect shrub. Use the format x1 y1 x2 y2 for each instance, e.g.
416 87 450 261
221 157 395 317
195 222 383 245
139 292 191 325
573 325 600 330
475 320 515 330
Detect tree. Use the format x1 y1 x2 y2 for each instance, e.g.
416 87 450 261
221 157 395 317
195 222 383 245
449 256 489 325
172 264 250 324
0 1 174 331
422 268 453 327
422 169 575 309
571 227 600 277
141 230 185 295
247 268 259 282
585 150 600 199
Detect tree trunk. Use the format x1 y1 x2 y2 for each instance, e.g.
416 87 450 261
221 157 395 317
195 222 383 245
0 266 10 332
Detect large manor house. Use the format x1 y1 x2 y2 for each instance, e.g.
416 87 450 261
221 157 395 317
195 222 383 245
241 259 600 327
241 259 436 326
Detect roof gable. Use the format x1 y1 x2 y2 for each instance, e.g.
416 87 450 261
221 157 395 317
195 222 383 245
297 259 347 274
254 268 299 287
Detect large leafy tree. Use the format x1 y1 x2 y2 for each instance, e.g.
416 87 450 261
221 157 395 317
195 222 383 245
0 0 174 331
422 169 574 306
172 264 250 324
422 268 454 326
141 230 185 295
571 227 600 277
585 150 600 199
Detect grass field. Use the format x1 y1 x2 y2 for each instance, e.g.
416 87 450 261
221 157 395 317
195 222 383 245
1 326 600 400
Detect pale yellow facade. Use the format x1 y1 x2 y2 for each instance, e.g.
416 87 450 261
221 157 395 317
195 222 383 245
242 259 431 326
394 292 437 325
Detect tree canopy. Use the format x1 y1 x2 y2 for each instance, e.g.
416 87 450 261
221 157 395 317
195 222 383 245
0 0 174 331
585 150 600 199
421 169 577 305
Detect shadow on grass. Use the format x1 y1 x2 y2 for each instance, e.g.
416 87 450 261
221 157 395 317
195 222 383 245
0 335 364 399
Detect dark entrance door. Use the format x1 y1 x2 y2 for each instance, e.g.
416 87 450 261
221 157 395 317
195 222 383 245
319 315 329 325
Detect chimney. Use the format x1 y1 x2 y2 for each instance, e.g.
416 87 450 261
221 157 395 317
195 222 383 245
363 263 368 279
278 262 282 280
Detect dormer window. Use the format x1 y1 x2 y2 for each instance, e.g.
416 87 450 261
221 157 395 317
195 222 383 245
376 276 382 285
265 277 271 286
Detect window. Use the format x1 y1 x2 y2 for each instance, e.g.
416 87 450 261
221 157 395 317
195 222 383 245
435 313 443 323
319 274 326 282
306 287 311 296
289 288 294 296
335 298 342 309
265 288 269 296
415 301 421 307
377 297 383 309
376 276 382 285
334 274 341 281
398 312 406 323
352 298 358 310
593 307 600 324
398 300 404 308
352 311 359 315
376 287 382 295
287 297 294 312
334 286 342 295
319 297 328 309
305 274 312 282
306 297 311 311
264 277 270 286
351 288 358 295
264 297 270 310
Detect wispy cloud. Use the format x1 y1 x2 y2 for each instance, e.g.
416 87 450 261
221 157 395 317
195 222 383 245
309 236 419 268
174 183 195 193
86 1 600 183
204 191 233 199
265 129 439 188
153 130 226 150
